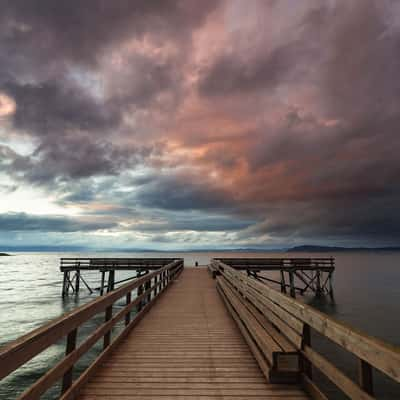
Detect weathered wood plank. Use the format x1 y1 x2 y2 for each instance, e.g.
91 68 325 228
76 269 309 400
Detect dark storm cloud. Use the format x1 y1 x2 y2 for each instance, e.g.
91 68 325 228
2 81 120 135
0 0 218 184
0 0 399 246
28 137 153 183
0 0 217 67
0 212 117 232
1 138 152 184
238 194 400 245
196 1 400 245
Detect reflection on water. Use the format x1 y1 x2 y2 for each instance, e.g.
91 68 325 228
0 251 399 399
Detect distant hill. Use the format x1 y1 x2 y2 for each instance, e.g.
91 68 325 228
287 245 400 252
1 245 399 253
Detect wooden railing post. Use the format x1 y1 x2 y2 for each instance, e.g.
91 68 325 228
302 324 313 379
162 271 165 289
103 305 113 349
61 328 77 394
154 274 158 296
125 292 131 326
137 283 143 312
280 270 286 293
358 359 374 395
145 277 151 303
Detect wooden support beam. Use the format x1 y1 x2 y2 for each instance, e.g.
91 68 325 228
100 271 105 296
289 271 296 298
62 272 68 297
328 271 335 301
315 270 322 297
107 270 115 293
65 272 75 294
79 273 93 294
75 269 80 293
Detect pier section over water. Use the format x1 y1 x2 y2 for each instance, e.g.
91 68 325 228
0 258 399 400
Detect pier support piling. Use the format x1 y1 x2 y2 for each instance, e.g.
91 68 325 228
75 269 80 293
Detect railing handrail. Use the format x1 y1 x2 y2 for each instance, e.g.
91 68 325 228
60 257 181 261
215 257 334 266
60 257 181 266
0 259 182 381
215 260 400 386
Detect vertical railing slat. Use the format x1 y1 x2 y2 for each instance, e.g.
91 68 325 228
125 292 131 326
103 305 113 349
61 328 77 394
358 359 374 395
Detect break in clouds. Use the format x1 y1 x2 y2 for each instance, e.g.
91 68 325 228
0 0 399 249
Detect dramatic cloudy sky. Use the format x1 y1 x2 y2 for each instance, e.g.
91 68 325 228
0 0 399 250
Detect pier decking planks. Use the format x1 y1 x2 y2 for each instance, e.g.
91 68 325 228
77 268 310 399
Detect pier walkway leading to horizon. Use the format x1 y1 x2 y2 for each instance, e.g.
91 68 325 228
77 268 309 400
1 258 399 400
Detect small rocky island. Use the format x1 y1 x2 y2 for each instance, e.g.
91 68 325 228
0 253 10 256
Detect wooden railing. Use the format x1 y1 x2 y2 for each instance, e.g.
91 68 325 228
212 260 400 399
216 257 335 270
60 257 177 270
213 257 335 298
0 259 183 400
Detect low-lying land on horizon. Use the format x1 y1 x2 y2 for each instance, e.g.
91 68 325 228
0 245 399 253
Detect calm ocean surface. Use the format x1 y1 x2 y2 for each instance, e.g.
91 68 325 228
0 251 399 399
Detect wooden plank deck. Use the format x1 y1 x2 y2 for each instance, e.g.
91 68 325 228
78 268 309 399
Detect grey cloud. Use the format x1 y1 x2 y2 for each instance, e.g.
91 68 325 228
126 174 234 211
0 212 117 232
133 213 253 233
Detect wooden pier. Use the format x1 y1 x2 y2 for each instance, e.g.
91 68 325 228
60 258 181 296
214 258 335 298
1 258 399 400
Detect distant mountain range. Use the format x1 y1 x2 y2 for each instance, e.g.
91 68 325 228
0 244 399 253
286 245 400 252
